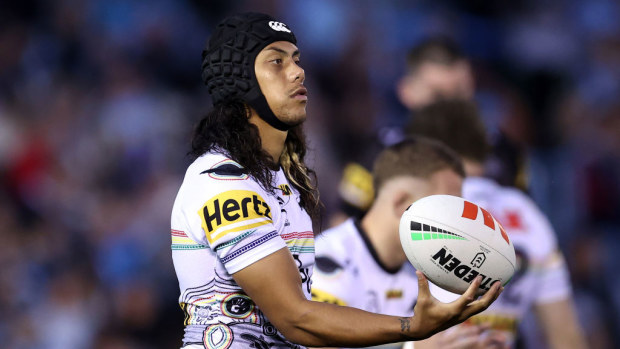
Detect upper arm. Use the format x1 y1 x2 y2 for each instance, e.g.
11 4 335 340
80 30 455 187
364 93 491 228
178 168 287 275
232 247 314 338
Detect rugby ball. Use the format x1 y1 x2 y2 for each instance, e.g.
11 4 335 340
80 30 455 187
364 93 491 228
399 194 515 295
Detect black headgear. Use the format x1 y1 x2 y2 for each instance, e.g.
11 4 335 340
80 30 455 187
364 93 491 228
201 12 297 131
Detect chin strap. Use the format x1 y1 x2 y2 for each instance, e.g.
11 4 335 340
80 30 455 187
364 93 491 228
246 90 292 131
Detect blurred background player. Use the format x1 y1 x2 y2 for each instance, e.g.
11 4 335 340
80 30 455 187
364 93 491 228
396 36 528 191
405 100 588 349
333 37 474 225
395 36 474 111
331 36 528 228
313 137 505 349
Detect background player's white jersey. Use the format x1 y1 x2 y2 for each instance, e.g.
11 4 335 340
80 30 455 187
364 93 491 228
312 218 418 349
429 176 572 347
171 151 314 348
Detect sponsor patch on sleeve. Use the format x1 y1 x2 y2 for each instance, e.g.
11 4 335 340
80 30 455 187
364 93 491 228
199 190 273 244
466 313 518 334
311 288 347 306
542 249 566 269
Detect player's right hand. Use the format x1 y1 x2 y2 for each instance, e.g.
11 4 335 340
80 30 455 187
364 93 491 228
407 271 503 340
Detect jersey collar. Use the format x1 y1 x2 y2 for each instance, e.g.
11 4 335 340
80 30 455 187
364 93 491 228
353 218 403 275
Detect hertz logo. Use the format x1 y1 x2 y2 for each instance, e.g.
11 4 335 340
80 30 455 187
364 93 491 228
199 190 273 243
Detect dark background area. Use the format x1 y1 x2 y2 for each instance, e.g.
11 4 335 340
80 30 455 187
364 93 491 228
1 0 619 348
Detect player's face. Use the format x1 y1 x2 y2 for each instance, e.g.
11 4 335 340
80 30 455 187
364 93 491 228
255 41 307 126
401 61 474 110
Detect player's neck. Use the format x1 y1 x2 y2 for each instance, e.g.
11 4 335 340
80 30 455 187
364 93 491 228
464 160 484 177
249 112 288 165
361 210 407 270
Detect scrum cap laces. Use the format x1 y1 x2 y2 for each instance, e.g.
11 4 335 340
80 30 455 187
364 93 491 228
201 12 297 131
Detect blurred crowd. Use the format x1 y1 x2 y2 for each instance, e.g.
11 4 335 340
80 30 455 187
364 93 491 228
1 0 619 348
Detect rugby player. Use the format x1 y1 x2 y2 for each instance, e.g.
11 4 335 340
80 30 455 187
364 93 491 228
406 100 588 349
312 137 504 349
332 37 476 228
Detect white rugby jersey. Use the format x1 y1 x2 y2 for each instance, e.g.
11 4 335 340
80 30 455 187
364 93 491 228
312 218 418 349
428 176 572 347
171 151 314 349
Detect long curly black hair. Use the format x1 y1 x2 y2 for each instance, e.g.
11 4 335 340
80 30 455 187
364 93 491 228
190 101 321 221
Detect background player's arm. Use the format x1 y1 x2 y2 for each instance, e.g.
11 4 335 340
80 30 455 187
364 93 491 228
522 206 588 349
233 247 502 347
535 298 588 349
413 323 509 349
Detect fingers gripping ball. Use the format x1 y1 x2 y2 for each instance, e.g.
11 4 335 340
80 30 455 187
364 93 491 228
399 195 516 295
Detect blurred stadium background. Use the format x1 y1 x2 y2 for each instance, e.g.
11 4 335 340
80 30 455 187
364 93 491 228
1 0 619 348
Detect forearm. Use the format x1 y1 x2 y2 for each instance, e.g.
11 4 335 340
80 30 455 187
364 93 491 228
234 249 414 347
281 299 413 347
234 249 500 348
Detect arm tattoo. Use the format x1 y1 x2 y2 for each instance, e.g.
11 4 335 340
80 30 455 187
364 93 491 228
400 317 411 332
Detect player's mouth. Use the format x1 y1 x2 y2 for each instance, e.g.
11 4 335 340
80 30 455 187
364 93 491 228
290 87 308 101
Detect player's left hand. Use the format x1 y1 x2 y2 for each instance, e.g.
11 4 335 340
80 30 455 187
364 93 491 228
408 271 503 340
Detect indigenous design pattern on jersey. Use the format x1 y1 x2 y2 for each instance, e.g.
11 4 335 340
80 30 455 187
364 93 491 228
171 151 314 348
311 218 418 349
429 177 573 347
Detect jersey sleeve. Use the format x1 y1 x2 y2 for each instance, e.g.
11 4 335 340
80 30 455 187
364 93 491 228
532 249 572 304
519 195 573 304
310 234 357 307
173 159 287 275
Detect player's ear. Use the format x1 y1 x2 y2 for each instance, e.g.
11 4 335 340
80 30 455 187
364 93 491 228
396 76 414 109
392 190 414 219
